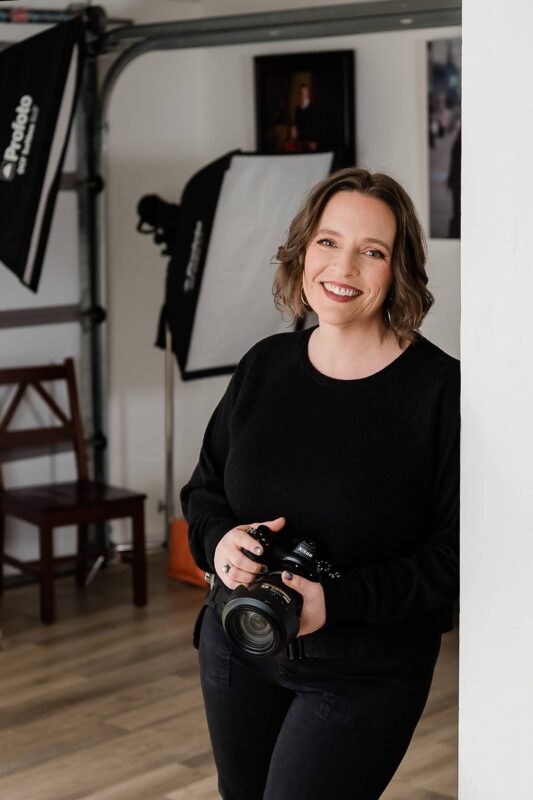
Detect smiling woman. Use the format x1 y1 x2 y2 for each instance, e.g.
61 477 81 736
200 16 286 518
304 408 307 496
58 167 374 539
180 165 459 800
273 166 434 351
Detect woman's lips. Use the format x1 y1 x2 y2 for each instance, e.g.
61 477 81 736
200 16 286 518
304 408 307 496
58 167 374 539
321 283 363 303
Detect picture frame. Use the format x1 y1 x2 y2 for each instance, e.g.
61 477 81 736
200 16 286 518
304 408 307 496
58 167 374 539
427 38 462 239
254 50 356 171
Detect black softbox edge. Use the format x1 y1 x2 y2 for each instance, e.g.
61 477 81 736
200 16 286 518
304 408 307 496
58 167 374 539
0 17 86 292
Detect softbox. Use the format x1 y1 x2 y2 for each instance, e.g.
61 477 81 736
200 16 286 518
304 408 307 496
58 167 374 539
0 17 85 292
156 150 334 381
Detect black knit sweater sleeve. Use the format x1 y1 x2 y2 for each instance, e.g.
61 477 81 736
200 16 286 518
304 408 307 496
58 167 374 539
179 351 252 574
320 359 460 627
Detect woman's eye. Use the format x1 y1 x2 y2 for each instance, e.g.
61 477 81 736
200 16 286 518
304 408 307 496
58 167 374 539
317 238 336 247
364 248 385 259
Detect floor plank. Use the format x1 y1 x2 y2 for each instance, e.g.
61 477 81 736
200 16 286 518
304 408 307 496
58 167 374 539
0 552 458 799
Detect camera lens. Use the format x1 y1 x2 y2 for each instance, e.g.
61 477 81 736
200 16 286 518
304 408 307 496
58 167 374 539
239 610 271 640
221 575 303 657
225 606 278 655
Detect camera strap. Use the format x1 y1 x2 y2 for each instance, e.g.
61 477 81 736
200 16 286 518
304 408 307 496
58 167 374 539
206 576 231 608
192 579 231 650
283 637 304 659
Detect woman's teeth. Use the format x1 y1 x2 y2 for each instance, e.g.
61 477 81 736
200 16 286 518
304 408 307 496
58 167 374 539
322 282 362 299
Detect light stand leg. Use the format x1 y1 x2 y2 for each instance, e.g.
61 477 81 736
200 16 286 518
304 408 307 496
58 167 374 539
164 322 175 548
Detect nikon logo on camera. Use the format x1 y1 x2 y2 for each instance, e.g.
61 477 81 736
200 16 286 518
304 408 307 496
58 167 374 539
1 94 39 182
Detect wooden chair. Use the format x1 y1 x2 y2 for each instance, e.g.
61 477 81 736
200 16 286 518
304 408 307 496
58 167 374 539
0 358 147 624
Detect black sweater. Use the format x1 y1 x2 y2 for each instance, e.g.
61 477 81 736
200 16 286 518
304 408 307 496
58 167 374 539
180 324 460 657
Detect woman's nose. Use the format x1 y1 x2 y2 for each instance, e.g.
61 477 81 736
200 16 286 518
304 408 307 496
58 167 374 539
334 249 359 277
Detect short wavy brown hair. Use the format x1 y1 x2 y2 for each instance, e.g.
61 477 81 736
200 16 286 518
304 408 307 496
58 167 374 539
272 166 434 347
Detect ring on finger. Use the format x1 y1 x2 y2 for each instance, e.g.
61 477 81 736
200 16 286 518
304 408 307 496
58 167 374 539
222 562 231 573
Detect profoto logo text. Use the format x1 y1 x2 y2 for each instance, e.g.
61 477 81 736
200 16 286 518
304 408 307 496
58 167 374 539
1 95 38 182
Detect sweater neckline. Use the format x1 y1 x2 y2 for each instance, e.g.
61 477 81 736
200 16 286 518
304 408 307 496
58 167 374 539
297 324 421 388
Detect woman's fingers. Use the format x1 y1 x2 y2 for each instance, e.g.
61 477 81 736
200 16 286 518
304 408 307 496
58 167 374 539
236 516 286 556
238 530 265 558
214 545 263 589
215 554 262 589
214 517 286 588
280 572 327 637
221 562 262 589
214 527 258 587
230 547 266 575
228 532 269 575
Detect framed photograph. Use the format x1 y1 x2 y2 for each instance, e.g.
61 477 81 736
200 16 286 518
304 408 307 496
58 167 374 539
427 38 462 239
254 50 355 171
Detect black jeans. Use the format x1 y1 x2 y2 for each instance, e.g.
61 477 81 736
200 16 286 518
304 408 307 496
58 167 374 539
197 604 442 800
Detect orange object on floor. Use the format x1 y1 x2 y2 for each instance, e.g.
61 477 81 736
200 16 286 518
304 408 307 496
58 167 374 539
167 517 207 587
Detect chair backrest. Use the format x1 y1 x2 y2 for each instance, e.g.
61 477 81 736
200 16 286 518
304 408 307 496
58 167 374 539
0 357 88 489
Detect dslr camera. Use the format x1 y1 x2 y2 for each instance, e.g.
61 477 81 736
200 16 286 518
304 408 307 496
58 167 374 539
219 523 330 658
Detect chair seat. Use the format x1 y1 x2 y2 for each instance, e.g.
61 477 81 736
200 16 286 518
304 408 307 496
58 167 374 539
2 480 146 524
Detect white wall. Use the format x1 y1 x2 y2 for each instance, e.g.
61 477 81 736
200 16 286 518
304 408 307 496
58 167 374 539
105 43 207 545
460 1 533 796
201 0 404 12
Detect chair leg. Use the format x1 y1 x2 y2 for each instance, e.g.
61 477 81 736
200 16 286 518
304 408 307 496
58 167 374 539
131 502 147 608
76 523 89 588
0 510 4 597
39 524 55 624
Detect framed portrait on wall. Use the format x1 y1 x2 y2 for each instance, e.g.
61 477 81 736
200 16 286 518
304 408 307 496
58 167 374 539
427 38 461 239
254 50 355 171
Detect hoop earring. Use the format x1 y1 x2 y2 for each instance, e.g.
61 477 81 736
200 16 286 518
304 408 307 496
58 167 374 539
300 285 309 308
385 292 394 325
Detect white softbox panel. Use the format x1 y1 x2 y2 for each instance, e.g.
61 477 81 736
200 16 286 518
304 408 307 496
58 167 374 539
156 150 333 380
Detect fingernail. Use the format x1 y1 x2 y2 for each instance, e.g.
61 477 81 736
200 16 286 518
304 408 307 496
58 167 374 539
283 571 293 580
254 546 262 554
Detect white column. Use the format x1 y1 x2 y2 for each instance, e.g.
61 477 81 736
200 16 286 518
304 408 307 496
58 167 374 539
460 1 533 797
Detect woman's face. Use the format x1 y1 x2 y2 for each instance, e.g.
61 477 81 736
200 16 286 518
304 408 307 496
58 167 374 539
302 190 397 328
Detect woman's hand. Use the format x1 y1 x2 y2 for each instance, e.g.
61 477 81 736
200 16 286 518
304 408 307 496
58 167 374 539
214 516 286 590
281 572 326 637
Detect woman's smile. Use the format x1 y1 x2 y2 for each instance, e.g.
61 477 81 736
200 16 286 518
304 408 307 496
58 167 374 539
321 281 364 302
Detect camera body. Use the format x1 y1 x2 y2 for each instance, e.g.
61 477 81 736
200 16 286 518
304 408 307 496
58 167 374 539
220 524 325 657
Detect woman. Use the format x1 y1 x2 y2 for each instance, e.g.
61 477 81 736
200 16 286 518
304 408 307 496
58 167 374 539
180 166 460 799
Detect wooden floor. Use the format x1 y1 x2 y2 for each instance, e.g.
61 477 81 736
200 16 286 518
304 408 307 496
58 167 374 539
0 552 458 799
